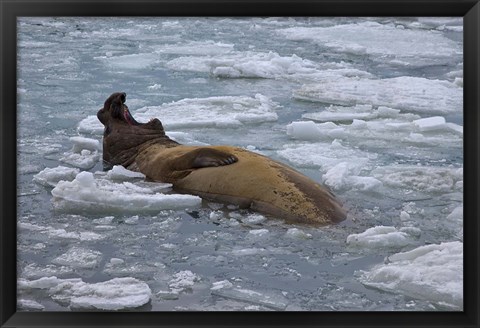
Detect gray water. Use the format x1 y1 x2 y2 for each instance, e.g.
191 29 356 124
17 17 463 311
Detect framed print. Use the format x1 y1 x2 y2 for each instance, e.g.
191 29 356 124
1 0 479 327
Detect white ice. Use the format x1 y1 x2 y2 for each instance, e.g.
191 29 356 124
18 222 104 241
22 276 152 310
59 137 101 170
154 40 234 55
51 171 202 213
77 115 104 135
211 286 289 310
52 246 103 269
134 94 278 129
358 241 463 308
372 166 463 194
166 50 373 81
278 21 461 67
293 76 462 115
168 270 200 294
17 299 45 311
346 226 420 249
33 166 80 187
106 165 146 180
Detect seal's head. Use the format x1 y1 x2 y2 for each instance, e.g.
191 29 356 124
97 92 177 168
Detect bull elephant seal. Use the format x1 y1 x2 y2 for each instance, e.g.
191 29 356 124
97 92 346 225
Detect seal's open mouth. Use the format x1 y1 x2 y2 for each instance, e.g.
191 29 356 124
123 106 139 126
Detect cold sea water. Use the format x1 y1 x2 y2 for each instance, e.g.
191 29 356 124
17 17 463 311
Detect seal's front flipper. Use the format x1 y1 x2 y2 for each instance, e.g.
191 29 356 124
175 148 238 170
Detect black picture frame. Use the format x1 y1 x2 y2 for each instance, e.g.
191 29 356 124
1 0 479 327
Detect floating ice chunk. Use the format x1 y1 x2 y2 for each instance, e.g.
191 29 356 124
167 131 209 146
211 287 288 310
110 258 125 266
278 139 375 172
447 206 462 222
444 122 463 135
18 276 82 290
248 229 269 237
166 50 372 81
168 270 200 293
106 165 145 180
211 280 234 291
20 263 74 279
285 228 312 239
372 166 461 194
77 115 104 135
92 216 114 225
279 21 461 67
241 213 267 224
17 221 104 241
59 137 101 170
359 241 463 308
49 277 151 310
33 166 80 187
17 299 45 311
155 40 234 55
95 53 158 69
51 171 201 213
70 136 101 153
413 116 446 132
346 226 417 249
293 77 462 115
322 162 381 191
135 94 278 129
286 121 323 140
52 246 102 269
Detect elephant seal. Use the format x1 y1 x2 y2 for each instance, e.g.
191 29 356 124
97 92 346 225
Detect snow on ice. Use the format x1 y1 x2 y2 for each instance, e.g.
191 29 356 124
50 171 201 213
278 21 461 67
19 276 152 310
293 76 462 115
33 166 80 187
166 50 372 81
134 94 278 129
346 226 420 249
59 137 101 170
358 241 463 309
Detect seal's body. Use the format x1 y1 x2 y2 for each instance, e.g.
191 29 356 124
97 92 346 225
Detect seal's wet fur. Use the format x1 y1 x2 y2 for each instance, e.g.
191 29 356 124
98 92 346 225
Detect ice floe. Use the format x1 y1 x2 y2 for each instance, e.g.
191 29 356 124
105 165 146 180
33 166 80 187
293 77 462 115
346 226 420 249
154 40 234 55
169 270 200 292
19 276 151 310
18 222 104 241
134 94 278 129
278 21 461 67
372 166 463 194
285 228 312 239
286 115 462 149
52 246 103 269
358 241 463 308
211 285 289 310
51 171 201 213
59 137 101 170
166 50 372 81
77 115 104 134
17 299 45 311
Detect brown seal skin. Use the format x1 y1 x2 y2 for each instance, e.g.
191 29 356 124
97 92 346 225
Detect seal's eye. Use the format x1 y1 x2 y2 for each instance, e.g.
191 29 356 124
120 93 126 104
